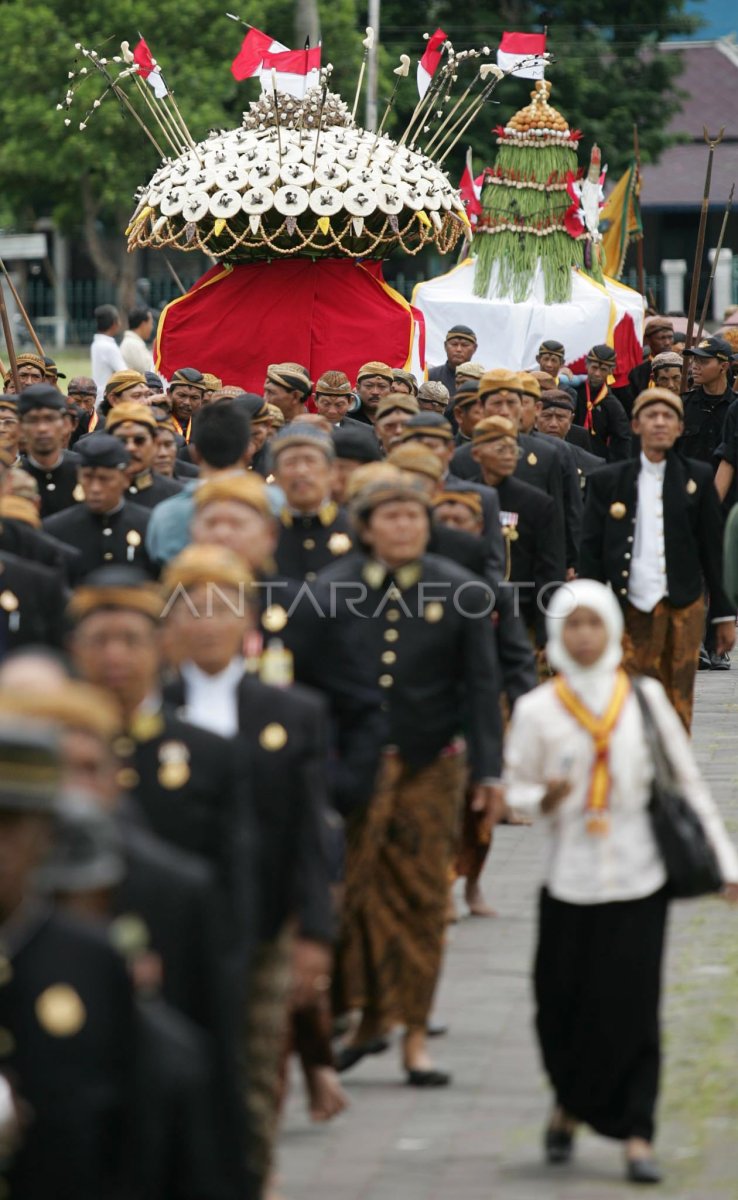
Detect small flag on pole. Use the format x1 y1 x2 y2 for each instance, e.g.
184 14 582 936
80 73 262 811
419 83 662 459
600 163 643 278
260 45 322 99
496 31 547 80
133 38 168 98
458 148 483 225
231 27 287 81
417 29 447 99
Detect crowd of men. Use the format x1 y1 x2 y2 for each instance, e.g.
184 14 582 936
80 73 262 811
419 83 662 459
0 300 737 1198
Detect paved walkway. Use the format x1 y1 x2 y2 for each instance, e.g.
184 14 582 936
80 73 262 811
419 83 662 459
279 672 738 1199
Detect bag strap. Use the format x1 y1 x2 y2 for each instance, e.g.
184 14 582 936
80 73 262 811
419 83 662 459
630 677 676 789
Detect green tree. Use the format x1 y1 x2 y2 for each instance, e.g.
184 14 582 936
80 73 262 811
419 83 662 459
376 0 700 177
0 0 360 308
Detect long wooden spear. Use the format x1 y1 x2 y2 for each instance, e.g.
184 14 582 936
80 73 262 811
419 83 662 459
632 124 645 298
0 284 21 394
696 182 734 342
0 258 44 358
681 127 724 392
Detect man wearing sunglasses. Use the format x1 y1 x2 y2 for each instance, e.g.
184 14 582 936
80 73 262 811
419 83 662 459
106 402 182 510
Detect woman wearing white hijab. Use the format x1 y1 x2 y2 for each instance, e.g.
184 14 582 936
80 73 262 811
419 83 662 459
504 579 738 1184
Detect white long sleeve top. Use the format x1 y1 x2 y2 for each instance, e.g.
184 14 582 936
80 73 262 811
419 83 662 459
504 674 738 904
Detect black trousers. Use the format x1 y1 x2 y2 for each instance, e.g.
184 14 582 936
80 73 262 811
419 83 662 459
534 886 669 1142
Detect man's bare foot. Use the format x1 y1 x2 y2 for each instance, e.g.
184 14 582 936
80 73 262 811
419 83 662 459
402 1028 434 1073
500 805 533 826
445 893 459 923
464 880 497 917
306 1066 350 1122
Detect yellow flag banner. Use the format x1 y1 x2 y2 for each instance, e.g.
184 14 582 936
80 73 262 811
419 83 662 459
600 163 643 279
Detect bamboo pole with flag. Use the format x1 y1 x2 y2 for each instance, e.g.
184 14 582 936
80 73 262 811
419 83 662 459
417 29 447 98
600 163 643 279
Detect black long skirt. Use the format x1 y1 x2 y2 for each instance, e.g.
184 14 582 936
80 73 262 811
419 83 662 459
534 886 669 1142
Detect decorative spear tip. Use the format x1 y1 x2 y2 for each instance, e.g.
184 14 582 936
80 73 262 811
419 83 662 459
480 63 504 80
362 27 374 49
393 54 410 77
120 41 134 63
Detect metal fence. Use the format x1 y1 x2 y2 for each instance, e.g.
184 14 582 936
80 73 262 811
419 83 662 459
27 261 738 347
25 277 203 346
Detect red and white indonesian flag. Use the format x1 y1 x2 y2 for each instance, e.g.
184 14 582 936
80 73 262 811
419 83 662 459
496 31 547 79
417 28 447 98
458 148 482 225
133 38 168 99
231 27 321 99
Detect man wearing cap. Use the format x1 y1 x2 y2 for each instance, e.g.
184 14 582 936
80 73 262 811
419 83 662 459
263 362 312 424
629 316 675 399
450 371 568 574
320 471 503 1085
418 380 451 416
374 393 420 455
272 423 354 581
680 335 735 467
428 325 478 395
67 565 255 947
166 367 208 442
573 346 632 461
314 371 378 456
42 432 153 581
452 379 483 445
535 340 574 390
518 371 584 575
188 476 384 818
152 413 197 482
331 424 382 504
0 396 20 464
66 376 99 441
107 402 183 510
471 416 564 646
352 361 395 426
580 388 734 729
0 723 139 1199
0 536 67 655
650 351 683 396
100 369 150 422
536 389 605 484
18 383 82 518
3 352 47 393
392 369 419 396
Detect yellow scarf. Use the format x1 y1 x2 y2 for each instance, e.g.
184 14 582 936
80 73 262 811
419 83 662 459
553 668 630 835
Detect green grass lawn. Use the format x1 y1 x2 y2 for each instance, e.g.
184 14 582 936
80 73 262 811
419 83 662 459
47 346 96 384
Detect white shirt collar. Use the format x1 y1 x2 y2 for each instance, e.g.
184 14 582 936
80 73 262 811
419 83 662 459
639 451 666 479
181 657 245 689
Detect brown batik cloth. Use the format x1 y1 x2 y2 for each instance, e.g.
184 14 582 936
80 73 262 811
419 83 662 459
242 927 293 1181
622 596 705 732
336 744 467 1032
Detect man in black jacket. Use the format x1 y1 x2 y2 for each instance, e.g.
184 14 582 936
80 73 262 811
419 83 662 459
18 384 82 518
573 345 632 461
0 724 137 1200
450 370 568 572
106 402 183 510
319 473 504 1085
159 544 334 1195
580 387 734 730
271 422 354 582
43 432 153 581
470 417 564 646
